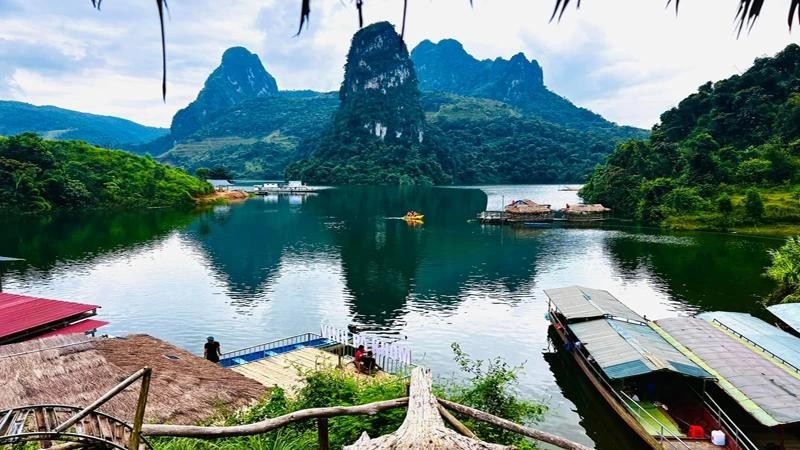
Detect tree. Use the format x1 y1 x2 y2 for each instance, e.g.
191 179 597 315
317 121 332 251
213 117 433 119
208 166 233 180
767 237 800 288
195 167 211 180
744 188 765 222
717 193 733 215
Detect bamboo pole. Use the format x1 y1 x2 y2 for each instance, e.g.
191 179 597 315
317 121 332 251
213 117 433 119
437 403 477 439
142 398 409 438
129 367 152 450
55 368 149 433
437 399 593 450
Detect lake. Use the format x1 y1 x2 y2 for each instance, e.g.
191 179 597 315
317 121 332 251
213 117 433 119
0 185 784 449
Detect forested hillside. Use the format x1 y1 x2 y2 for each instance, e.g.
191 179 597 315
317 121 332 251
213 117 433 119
158 93 338 179
581 44 800 229
423 93 623 183
0 101 167 148
0 133 211 213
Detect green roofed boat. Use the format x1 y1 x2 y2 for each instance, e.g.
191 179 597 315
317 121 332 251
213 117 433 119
545 286 756 450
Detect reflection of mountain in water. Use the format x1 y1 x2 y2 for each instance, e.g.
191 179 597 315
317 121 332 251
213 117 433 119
0 209 198 281
306 187 548 325
603 231 777 314
183 197 332 302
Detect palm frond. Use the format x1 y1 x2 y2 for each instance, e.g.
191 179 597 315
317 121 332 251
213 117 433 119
735 0 764 37
790 0 800 29
549 0 581 23
296 0 310 36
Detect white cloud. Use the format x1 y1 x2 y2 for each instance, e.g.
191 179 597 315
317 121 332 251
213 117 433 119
0 0 798 128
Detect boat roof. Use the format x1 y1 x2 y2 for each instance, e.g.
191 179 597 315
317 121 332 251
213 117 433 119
768 303 800 335
545 286 645 323
568 318 712 380
698 311 800 371
656 317 800 427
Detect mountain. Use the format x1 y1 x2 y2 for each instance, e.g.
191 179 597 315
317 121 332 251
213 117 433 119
286 22 448 185
422 92 624 183
158 93 338 179
169 46 279 140
580 44 800 228
411 39 633 133
0 101 167 148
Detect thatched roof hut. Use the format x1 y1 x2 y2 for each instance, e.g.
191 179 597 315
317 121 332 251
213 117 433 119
561 203 611 214
0 334 266 425
505 199 551 215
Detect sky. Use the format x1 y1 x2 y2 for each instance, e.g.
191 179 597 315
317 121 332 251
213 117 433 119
0 0 798 129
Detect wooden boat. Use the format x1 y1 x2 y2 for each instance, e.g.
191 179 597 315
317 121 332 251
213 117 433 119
545 286 755 450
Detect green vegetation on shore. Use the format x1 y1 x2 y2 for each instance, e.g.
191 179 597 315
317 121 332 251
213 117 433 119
765 237 800 304
154 346 544 450
0 133 212 213
581 44 800 234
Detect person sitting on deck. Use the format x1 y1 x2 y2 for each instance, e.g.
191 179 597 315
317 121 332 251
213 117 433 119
354 345 378 374
204 336 221 363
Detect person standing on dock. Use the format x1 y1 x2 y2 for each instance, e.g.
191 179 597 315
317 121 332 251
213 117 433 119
204 336 221 363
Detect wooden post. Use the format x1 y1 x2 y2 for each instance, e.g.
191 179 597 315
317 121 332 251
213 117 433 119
129 367 152 450
55 368 150 433
317 417 329 450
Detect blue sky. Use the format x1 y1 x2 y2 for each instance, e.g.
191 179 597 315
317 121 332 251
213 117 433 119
0 0 797 128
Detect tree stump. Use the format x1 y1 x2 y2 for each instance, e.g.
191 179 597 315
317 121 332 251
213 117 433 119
344 367 513 450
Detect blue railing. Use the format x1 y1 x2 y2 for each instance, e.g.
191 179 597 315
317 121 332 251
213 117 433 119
219 333 335 368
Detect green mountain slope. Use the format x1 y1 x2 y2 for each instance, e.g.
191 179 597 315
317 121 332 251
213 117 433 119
0 101 167 148
411 39 642 136
581 44 800 229
158 93 338 179
423 93 626 183
0 133 211 213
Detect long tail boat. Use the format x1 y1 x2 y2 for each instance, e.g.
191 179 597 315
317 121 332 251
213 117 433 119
544 286 757 450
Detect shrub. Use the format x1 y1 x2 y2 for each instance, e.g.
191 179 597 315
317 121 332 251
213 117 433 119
744 189 765 222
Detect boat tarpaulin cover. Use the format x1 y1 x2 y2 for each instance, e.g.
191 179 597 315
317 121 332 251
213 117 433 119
768 303 800 335
656 317 800 427
699 310 800 370
544 286 644 323
567 318 712 380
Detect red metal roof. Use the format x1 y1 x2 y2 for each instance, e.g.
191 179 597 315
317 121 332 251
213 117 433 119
0 292 100 340
38 319 109 338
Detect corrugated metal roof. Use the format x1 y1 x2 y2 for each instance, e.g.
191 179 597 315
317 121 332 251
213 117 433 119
545 286 645 323
657 317 800 427
207 179 233 187
768 303 800 335
698 311 800 371
37 319 109 338
0 293 99 340
568 318 711 380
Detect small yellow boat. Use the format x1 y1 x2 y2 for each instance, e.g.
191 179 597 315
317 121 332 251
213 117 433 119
404 212 424 222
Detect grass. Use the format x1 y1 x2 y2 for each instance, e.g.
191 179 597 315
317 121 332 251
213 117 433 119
662 187 800 237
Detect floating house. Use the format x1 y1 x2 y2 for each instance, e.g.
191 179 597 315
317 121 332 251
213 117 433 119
560 203 611 221
207 179 233 191
253 180 323 194
0 292 108 345
0 334 265 425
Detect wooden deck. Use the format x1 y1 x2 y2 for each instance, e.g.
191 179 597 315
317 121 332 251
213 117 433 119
231 347 387 395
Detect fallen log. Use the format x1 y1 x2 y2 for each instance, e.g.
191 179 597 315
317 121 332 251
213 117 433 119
343 367 512 450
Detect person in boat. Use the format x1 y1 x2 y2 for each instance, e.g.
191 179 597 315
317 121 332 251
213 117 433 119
204 336 221 363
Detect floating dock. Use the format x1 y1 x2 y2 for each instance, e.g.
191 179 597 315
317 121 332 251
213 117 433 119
220 331 411 395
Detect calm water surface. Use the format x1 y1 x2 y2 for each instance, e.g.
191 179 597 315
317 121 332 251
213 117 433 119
0 185 783 449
